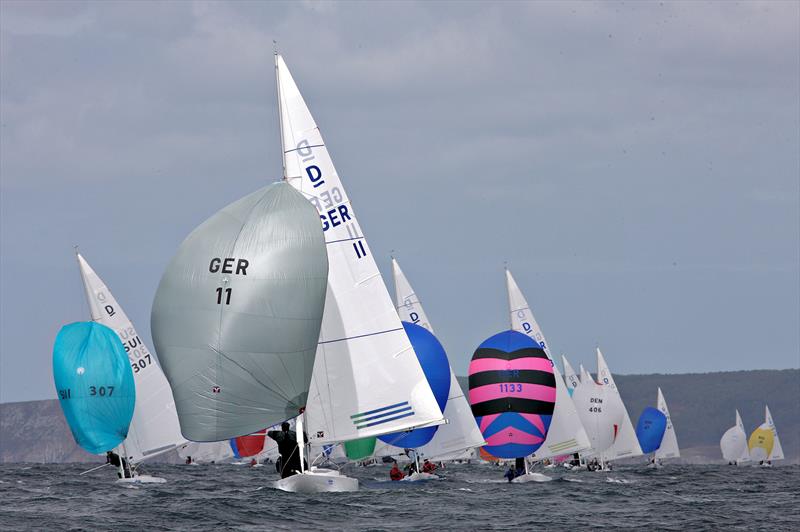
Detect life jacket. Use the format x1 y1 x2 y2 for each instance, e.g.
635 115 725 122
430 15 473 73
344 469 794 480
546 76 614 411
422 461 436 473
390 467 404 481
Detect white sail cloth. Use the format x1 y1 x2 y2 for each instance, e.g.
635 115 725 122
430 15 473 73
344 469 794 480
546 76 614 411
389 258 485 460
720 410 750 463
504 269 590 460
276 54 444 444
654 388 680 460
764 405 784 461
596 348 643 461
572 366 622 455
77 254 185 462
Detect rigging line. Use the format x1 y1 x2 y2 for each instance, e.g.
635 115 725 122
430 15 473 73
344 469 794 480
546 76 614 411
317 327 404 346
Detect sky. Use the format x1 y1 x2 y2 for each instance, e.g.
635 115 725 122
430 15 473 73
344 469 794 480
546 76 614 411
1 0 798 403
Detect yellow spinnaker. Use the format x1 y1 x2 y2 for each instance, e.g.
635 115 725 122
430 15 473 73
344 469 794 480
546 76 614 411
748 425 774 461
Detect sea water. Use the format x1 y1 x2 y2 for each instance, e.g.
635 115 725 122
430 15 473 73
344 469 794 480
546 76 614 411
0 462 797 530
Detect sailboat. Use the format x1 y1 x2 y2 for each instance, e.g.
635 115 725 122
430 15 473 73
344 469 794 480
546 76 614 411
178 441 234 465
505 269 590 479
654 388 680 464
561 356 580 396
375 258 485 481
571 365 623 468
273 53 446 492
749 405 784 466
596 348 643 465
720 410 750 465
468 329 557 482
76 253 186 482
53 322 136 479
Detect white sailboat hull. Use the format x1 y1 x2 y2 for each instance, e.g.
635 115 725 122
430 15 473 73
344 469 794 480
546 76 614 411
511 472 553 483
274 468 358 493
401 472 440 482
116 474 167 484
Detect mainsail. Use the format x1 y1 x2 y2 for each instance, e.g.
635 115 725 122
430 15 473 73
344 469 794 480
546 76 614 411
152 182 329 441
275 54 445 444
720 410 749 464
53 322 136 454
572 366 622 456
596 348 643 461
764 405 784 461
177 441 234 464
77 254 185 461
655 388 680 460
562 355 580 396
389 258 485 460
505 269 590 460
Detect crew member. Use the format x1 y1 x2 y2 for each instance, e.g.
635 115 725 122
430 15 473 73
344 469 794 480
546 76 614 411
106 450 133 479
422 459 437 474
267 422 306 479
390 461 405 481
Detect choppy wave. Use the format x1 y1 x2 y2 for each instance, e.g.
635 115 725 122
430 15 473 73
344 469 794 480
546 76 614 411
0 463 797 530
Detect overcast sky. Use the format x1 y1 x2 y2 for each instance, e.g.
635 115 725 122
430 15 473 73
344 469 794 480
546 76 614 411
1 1 798 403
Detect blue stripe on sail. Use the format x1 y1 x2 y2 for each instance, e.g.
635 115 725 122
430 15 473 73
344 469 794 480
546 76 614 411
353 406 413 425
350 401 409 420
355 411 415 429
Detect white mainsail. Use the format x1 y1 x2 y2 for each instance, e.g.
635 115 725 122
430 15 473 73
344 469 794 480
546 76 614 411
572 366 622 455
177 441 234 464
276 54 444 444
764 405 784 461
578 364 587 383
561 355 580 396
77 253 186 462
654 387 680 460
505 269 589 460
391 258 485 460
596 348 643 461
720 410 750 464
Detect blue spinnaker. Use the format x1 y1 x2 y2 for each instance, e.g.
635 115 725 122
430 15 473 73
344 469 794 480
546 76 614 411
636 406 667 454
377 322 451 448
53 321 135 454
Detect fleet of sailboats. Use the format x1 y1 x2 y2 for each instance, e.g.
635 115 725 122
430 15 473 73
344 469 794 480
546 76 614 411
49 53 789 489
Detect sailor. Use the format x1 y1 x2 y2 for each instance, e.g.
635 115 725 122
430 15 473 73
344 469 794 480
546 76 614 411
504 466 516 482
267 422 305 478
106 451 133 479
422 459 437 474
185 456 193 465
390 461 405 481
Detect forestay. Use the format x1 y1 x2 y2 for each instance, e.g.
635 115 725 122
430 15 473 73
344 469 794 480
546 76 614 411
655 388 680 460
152 182 329 441
77 254 185 462
390 258 485 460
505 269 590 460
275 54 444 444
596 348 643 461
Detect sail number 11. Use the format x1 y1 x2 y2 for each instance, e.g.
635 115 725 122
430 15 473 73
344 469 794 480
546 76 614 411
215 287 232 305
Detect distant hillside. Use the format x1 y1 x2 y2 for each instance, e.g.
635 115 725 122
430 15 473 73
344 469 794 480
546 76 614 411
1 369 797 463
458 369 798 463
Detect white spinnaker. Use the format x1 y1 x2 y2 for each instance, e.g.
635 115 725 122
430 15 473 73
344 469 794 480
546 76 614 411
720 410 749 463
596 348 643 461
505 269 589 460
77 254 186 462
391 258 485 460
765 405 784 461
562 355 580 396
276 55 444 444
654 388 680 460
177 441 234 464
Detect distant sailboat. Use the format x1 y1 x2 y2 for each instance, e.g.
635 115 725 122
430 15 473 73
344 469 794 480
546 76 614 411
505 269 590 471
720 410 750 465
572 365 623 465
596 348 643 464
178 441 234 465
381 258 485 480
77 254 185 465
654 388 680 463
749 405 784 466
274 53 446 491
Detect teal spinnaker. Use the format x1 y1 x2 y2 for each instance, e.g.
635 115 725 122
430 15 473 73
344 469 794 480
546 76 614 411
53 322 136 454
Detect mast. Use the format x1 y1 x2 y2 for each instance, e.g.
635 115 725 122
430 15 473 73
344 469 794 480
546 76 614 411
274 47 287 181
296 413 306 474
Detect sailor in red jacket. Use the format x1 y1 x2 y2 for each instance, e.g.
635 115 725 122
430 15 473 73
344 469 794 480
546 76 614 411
422 459 437 474
390 461 405 481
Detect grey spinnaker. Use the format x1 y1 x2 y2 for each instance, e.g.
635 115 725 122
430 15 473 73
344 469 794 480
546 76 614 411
151 182 328 442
